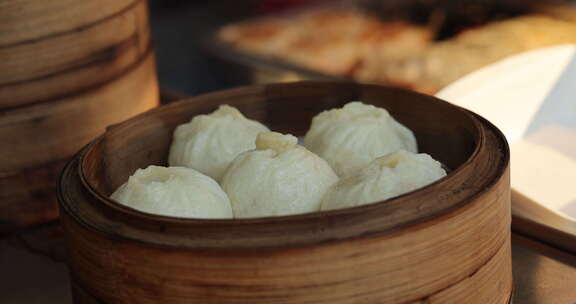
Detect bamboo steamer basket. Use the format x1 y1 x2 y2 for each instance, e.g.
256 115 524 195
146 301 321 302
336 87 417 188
0 0 158 233
59 82 511 304
0 0 151 108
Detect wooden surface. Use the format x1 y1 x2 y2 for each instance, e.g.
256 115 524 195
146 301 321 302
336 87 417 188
0 236 71 304
511 234 576 303
511 194 576 256
6 221 67 262
59 82 511 303
513 214 576 256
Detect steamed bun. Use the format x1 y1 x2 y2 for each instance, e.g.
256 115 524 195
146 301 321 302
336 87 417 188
321 150 446 211
304 102 417 177
110 166 233 218
169 105 269 181
221 132 338 218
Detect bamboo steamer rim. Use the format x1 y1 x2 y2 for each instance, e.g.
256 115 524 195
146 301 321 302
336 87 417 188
58 81 509 250
0 0 143 47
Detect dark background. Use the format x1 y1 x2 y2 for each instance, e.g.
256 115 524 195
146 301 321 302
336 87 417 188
147 0 564 96
149 0 318 96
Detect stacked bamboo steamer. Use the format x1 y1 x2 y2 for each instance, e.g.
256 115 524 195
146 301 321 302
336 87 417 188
0 0 159 234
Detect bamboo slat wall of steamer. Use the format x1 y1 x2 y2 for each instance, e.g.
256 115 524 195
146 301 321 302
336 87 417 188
0 0 160 234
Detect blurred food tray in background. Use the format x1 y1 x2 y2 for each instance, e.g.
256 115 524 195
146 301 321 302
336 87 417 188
206 0 576 94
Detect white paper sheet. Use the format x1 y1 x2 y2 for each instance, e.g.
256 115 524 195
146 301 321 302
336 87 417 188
437 44 576 227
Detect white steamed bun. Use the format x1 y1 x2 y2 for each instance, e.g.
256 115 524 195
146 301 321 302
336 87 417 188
304 102 417 177
221 132 338 218
110 165 233 218
169 105 269 181
321 150 446 211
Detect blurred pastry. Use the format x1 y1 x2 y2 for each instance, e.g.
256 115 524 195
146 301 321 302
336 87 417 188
219 9 432 76
356 15 576 93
